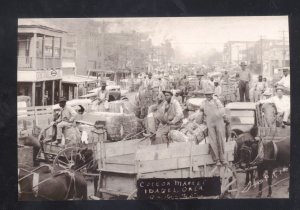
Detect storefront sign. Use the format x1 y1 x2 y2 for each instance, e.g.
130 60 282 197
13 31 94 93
137 177 221 200
36 70 62 81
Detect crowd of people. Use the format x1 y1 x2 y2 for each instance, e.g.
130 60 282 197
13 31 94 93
48 61 290 166
133 61 290 165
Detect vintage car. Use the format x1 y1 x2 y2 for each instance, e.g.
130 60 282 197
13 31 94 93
79 85 122 101
225 102 256 136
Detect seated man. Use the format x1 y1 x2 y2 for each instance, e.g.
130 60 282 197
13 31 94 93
94 81 109 111
154 90 184 145
54 97 77 145
276 68 290 94
257 85 290 127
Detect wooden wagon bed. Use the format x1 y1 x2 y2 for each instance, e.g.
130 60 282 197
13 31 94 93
95 140 236 199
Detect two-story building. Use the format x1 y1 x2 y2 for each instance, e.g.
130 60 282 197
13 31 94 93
17 19 65 106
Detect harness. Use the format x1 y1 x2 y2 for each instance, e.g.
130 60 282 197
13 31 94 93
18 168 77 200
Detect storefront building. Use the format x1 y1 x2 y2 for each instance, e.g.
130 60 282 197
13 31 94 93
17 20 65 106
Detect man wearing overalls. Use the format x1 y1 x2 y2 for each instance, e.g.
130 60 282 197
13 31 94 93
200 86 227 165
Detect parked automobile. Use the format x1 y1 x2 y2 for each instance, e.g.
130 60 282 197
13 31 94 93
225 102 256 137
80 85 121 101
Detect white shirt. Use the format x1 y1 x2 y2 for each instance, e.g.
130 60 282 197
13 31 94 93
214 86 222 97
260 95 290 113
277 74 290 89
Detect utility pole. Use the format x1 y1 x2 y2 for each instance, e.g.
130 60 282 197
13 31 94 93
100 21 105 70
279 30 287 67
260 35 264 76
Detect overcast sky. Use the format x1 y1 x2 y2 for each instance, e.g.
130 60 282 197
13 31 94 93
93 16 289 56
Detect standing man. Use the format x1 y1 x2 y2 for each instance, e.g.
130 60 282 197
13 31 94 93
94 81 109 111
238 61 251 102
144 72 154 89
157 77 165 91
154 90 184 145
196 71 204 91
179 75 189 103
54 97 77 145
222 71 230 83
207 77 215 90
44 91 49 106
276 68 290 94
253 75 267 102
214 80 222 99
199 86 227 165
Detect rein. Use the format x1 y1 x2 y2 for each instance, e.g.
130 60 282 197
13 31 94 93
18 169 77 200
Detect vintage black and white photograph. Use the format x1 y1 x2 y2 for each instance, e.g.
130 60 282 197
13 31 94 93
17 16 290 200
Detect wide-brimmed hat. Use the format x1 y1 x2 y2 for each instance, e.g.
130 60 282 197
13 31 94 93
275 85 285 91
94 120 106 128
101 81 107 86
282 68 290 72
196 71 204 76
59 97 67 103
263 89 273 96
162 89 174 96
240 61 247 66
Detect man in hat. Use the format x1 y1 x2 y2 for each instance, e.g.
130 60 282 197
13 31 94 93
253 75 267 102
143 72 154 89
262 89 273 100
88 120 107 147
134 84 159 119
257 85 290 126
238 61 251 102
196 71 204 91
221 71 229 83
54 97 77 144
179 75 189 103
214 80 222 99
154 89 184 145
199 86 227 165
276 68 290 92
94 81 109 111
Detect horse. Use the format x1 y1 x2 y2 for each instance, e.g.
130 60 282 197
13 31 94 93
18 164 87 200
233 127 258 187
239 137 290 197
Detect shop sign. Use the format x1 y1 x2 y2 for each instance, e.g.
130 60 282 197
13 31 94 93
36 70 62 81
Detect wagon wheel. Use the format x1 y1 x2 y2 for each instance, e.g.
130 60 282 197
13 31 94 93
127 189 137 200
206 164 239 199
219 164 239 198
53 147 81 171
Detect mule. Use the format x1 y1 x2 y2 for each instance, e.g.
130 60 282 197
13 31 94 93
233 130 256 187
18 164 87 200
240 137 290 197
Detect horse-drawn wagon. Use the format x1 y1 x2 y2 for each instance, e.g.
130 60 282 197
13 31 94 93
78 136 239 200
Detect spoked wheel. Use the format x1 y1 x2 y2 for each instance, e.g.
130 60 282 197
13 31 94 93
127 189 137 200
207 164 239 199
53 147 81 171
219 164 239 198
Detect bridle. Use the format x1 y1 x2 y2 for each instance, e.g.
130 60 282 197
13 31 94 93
18 168 78 200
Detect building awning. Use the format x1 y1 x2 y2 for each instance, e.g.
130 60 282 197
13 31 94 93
62 75 97 85
62 61 76 68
